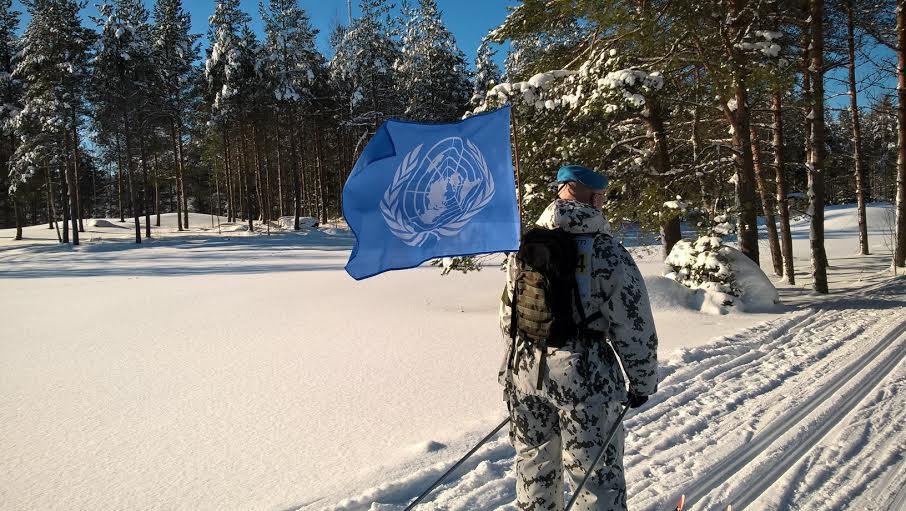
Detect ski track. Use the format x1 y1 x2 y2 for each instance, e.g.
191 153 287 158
762 360 906 511
323 278 906 511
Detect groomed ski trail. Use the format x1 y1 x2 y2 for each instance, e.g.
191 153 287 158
678 306 906 509
319 277 906 511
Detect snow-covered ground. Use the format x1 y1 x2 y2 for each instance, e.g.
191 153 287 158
0 204 901 510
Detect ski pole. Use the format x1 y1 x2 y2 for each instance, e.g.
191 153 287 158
564 403 631 511
404 417 511 510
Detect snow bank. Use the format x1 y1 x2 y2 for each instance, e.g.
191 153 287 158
277 216 318 230
87 218 127 228
646 275 736 316
645 276 695 310
720 246 780 312
218 222 250 232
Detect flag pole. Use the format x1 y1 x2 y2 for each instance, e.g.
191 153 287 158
510 106 525 232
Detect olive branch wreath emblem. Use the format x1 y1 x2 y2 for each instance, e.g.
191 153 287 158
380 138 496 247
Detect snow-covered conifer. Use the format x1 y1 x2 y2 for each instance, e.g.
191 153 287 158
260 0 321 227
92 0 155 243
330 0 400 128
0 0 23 238
13 0 91 244
152 0 199 230
472 37 501 104
396 0 470 121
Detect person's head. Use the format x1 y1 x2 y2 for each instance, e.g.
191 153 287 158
555 165 608 208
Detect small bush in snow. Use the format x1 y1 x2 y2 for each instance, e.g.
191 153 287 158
664 236 738 302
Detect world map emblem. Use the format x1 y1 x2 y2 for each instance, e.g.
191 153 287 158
381 137 496 246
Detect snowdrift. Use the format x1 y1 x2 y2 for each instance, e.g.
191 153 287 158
86 218 127 228
277 216 318 230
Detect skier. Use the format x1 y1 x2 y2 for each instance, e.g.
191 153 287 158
499 164 659 511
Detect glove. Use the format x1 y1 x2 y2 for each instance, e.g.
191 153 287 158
627 392 649 409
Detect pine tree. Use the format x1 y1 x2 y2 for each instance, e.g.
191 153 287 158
330 0 400 131
92 0 155 243
260 0 319 228
152 0 199 231
895 0 906 268
396 0 470 121
204 0 251 227
205 0 251 125
13 0 92 245
0 0 22 239
472 37 501 104
808 0 830 292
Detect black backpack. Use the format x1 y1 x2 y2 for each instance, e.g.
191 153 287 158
508 227 604 389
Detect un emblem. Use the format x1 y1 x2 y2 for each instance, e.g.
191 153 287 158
381 137 496 246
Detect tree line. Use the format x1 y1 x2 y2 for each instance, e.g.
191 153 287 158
1 0 905 294
0 0 472 243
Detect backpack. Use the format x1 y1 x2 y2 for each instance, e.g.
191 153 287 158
508 227 605 389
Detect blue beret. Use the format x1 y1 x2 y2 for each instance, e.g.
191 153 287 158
556 165 608 190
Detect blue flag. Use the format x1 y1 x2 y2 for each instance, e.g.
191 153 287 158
343 106 520 280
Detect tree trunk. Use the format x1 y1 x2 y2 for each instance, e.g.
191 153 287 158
222 126 234 222
275 112 285 219
808 0 829 292
252 123 265 222
728 85 760 264
66 143 79 246
117 162 124 222
46 163 61 242
13 193 22 240
772 91 796 284
751 127 783 276
116 135 126 222
177 121 189 228
846 0 870 255
70 111 83 233
45 164 53 230
264 125 273 230
895 0 906 268
60 163 69 243
153 152 160 226
239 123 254 231
315 120 327 223
123 114 141 244
117 135 125 223
290 115 302 230
90 149 96 219
214 154 223 223
60 132 72 244
298 122 310 217
645 102 682 257
140 130 151 239
802 12 813 197
235 130 244 222
170 122 184 231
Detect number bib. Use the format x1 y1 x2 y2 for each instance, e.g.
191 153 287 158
574 235 594 303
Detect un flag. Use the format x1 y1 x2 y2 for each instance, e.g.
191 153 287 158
343 106 520 280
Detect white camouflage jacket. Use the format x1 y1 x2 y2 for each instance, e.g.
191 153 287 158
499 199 659 406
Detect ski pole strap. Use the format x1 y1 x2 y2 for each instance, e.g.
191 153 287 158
563 403 631 511
404 416 511 511
535 338 547 390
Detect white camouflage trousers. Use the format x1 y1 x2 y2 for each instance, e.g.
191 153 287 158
508 392 626 511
